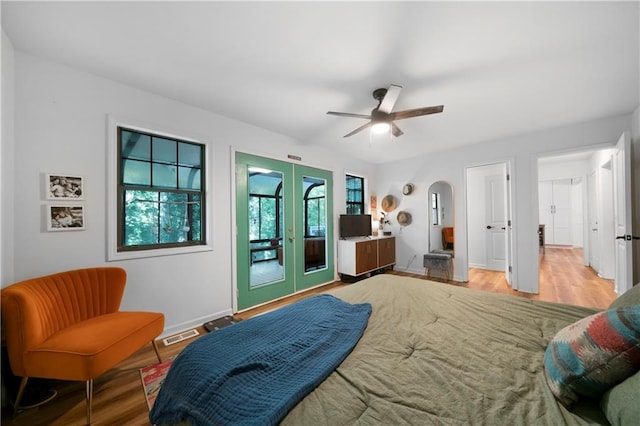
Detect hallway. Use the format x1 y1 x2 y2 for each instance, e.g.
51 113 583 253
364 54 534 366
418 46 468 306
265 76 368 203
464 246 615 309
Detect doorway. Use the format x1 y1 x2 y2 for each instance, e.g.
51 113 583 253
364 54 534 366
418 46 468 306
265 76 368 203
536 143 631 294
537 150 614 279
465 162 513 285
235 152 334 310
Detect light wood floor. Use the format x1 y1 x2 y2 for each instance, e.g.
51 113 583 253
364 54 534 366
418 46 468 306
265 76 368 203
2 247 616 425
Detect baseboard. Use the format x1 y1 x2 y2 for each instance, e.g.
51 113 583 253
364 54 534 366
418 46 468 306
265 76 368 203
159 308 233 339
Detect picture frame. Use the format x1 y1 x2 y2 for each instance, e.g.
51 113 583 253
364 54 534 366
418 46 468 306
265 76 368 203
47 205 86 231
46 174 84 200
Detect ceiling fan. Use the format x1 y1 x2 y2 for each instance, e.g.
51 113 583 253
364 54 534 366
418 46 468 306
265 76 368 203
327 84 444 138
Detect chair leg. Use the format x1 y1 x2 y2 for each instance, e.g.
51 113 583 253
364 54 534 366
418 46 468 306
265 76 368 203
152 339 162 363
13 376 28 413
86 379 93 425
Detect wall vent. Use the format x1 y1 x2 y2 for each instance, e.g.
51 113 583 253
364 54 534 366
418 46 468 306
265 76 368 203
162 329 200 346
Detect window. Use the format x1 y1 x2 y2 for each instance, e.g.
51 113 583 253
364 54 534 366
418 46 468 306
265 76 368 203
304 178 326 237
117 127 205 251
346 174 364 214
248 170 282 264
431 192 441 226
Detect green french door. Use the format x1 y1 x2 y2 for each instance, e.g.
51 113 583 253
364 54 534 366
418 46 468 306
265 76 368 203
236 153 334 310
294 165 334 290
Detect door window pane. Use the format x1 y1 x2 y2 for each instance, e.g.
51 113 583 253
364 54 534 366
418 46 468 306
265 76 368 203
304 176 327 272
249 168 284 288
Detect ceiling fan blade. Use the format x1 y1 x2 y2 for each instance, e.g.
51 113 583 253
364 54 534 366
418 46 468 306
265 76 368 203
391 122 404 138
391 105 444 121
327 111 371 119
344 122 372 137
378 84 403 114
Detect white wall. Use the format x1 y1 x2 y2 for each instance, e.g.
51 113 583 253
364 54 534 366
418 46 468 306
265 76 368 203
1 30 15 285
374 114 633 293
569 180 584 248
632 106 640 286
4 52 374 336
538 159 588 181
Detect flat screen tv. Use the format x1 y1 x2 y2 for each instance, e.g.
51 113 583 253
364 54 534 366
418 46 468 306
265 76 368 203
339 214 372 238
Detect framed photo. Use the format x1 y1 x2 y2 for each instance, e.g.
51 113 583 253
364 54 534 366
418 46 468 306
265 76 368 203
46 174 84 200
47 205 85 231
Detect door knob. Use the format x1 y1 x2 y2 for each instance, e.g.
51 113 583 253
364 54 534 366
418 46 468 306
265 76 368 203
486 225 494 229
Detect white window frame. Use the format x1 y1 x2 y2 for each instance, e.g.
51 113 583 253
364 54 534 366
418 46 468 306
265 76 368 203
107 115 213 261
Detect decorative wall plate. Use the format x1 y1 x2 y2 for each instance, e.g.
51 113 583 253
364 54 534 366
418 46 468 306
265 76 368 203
402 183 414 195
381 195 397 212
397 211 412 226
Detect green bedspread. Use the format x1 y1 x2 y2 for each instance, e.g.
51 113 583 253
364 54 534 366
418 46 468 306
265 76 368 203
281 274 608 425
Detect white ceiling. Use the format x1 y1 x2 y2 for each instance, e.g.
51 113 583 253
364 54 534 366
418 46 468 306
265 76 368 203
3 1 639 164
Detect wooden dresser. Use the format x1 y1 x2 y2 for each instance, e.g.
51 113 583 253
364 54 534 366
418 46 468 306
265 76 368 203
337 236 396 277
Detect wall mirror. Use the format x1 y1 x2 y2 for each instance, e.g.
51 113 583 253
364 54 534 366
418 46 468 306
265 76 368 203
427 181 454 253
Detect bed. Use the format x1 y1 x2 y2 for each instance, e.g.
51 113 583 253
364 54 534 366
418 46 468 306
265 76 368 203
151 274 640 426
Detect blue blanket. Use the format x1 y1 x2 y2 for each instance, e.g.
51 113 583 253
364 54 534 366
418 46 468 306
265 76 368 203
149 294 371 426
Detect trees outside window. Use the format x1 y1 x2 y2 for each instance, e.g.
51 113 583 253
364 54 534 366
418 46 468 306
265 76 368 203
346 174 364 214
305 183 325 237
118 127 205 251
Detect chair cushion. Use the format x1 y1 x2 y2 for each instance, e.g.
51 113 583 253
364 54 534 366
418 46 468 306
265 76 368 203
26 311 164 380
423 253 452 270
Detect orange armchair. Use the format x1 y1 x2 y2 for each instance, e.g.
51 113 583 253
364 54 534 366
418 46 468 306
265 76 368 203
1 267 164 424
442 227 454 250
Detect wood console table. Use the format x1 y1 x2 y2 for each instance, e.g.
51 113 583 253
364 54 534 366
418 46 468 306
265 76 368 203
337 236 396 278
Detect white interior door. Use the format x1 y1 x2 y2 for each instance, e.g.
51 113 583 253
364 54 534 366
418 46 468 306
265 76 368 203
505 164 514 286
552 179 572 245
538 179 571 245
587 171 600 272
613 132 633 295
599 162 615 279
485 174 506 271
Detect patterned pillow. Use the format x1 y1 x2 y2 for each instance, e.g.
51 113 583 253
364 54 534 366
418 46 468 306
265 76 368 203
543 306 640 406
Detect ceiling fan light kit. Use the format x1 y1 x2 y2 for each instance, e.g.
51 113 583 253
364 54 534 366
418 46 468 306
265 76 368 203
371 121 391 134
327 84 444 138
